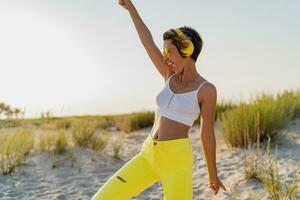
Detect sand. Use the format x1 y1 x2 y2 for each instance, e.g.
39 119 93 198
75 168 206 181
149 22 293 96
0 118 299 200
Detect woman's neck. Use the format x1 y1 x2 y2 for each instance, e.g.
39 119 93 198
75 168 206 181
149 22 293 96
176 62 200 85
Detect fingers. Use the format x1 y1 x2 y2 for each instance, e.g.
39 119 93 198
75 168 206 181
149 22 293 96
217 181 226 191
210 184 218 195
220 183 227 191
214 185 219 195
209 184 217 194
209 182 227 195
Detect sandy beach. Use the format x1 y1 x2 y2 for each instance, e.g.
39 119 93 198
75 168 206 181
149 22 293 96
0 118 299 200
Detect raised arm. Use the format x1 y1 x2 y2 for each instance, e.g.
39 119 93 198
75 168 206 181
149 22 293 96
118 0 170 80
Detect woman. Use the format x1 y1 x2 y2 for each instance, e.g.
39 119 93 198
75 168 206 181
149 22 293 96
91 0 227 199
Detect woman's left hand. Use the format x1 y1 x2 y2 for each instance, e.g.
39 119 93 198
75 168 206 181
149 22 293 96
209 176 227 195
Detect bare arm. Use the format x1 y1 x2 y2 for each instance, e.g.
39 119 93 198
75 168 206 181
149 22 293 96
199 84 226 195
200 84 218 181
118 0 169 79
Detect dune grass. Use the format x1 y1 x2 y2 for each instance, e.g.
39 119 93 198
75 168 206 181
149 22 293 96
193 98 237 125
261 137 299 200
223 89 300 199
115 111 154 133
0 130 34 175
71 120 109 152
215 99 238 120
276 89 300 119
55 119 73 130
39 129 68 154
112 136 125 160
243 133 300 200
221 89 300 148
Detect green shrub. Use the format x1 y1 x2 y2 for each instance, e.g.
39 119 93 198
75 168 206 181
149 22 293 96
112 136 124 159
71 120 109 152
194 99 237 125
71 120 97 147
0 130 34 175
261 136 300 200
120 111 154 133
39 129 67 154
54 129 67 154
56 119 72 130
221 91 297 148
39 132 57 151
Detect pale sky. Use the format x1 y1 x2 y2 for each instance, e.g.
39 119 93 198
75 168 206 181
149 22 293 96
0 0 299 119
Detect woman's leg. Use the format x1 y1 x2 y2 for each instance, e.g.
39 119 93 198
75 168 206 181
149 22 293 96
151 138 194 200
91 152 159 200
160 165 193 200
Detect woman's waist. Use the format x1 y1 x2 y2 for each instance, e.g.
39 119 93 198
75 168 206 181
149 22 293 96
143 132 192 153
151 129 189 141
151 121 189 140
158 119 191 131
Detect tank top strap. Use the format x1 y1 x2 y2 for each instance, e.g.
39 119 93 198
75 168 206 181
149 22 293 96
196 80 208 92
166 73 175 83
167 74 208 92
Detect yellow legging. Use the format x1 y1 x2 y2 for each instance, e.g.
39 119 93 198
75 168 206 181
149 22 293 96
91 134 194 200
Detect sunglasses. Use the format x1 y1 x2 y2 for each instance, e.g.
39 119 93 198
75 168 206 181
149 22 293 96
162 48 170 59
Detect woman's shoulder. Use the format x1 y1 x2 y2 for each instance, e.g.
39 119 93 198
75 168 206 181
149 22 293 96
197 80 217 106
199 80 216 95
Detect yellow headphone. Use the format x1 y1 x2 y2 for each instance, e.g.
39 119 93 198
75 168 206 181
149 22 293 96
174 28 194 57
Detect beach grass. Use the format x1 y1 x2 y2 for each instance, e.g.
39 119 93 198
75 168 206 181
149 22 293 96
116 111 154 133
0 130 34 175
221 89 300 148
71 120 109 152
243 133 300 200
112 136 125 159
39 129 68 154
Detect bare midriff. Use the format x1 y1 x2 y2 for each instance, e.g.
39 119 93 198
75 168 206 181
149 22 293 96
150 114 190 141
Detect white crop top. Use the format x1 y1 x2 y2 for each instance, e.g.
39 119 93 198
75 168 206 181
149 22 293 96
155 73 208 127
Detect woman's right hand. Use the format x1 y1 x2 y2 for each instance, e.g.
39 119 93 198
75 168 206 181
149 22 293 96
118 0 133 11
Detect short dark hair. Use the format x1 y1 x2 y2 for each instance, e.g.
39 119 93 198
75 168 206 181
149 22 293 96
163 26 203 62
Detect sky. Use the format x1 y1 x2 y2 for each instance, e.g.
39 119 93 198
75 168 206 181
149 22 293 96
0 0 299 119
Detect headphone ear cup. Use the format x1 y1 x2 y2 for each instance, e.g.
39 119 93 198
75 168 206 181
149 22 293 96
175 28 194 56
180 42 194 57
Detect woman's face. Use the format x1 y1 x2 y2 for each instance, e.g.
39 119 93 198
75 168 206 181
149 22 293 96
163 39 186 73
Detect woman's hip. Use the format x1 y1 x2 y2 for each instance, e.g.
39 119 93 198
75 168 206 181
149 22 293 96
140 134 194 164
